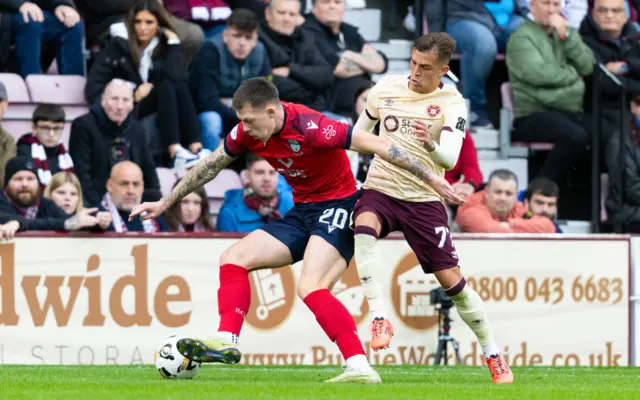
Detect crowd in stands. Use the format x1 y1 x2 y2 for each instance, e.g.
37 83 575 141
1 0 640 238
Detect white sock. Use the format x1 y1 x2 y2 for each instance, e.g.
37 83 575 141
345 354 372 372
354 233 387 320
215 331 239 345
449 284 500 358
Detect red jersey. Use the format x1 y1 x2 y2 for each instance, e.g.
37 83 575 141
224 102 357 203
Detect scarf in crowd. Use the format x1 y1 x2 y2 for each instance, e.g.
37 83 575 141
177 222 208 232
101 193 159 233
242 186 281 220
4 189 40 220
20 134 74 186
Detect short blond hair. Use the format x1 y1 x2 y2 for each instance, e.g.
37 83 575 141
44 172 84 214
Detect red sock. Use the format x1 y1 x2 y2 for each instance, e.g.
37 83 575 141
217 264 250 336
303 289 365 360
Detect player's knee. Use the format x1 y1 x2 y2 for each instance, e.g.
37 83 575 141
296 278 327 300
220 246 252 268
434 266 463 290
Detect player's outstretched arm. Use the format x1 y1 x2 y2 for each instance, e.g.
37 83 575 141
349 129 465 205
129 144 236 221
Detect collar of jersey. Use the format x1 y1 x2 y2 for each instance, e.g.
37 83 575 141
273 104 288 137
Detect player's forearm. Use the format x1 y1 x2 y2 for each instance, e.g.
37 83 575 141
162 146 234 207
384 143 437 184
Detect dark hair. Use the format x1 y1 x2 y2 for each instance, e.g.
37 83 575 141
163 182 214 232
351 80 375 123
124 0 176 67
232 77 280 110
32 104 65 124
525 178 559 201
227 8 260 33
246 152 266 169
414 32 457 63
487 169 518 186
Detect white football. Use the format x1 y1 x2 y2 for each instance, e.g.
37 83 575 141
155 335 201 379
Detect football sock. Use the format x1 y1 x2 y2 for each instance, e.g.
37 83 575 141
354 227 387 320
217 264 250 337
303 289 370 368
447 279 500 358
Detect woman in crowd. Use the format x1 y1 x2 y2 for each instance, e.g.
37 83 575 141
44 172 112 230
164 182 214 232
85 0 207 170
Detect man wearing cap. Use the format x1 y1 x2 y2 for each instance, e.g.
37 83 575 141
0 82 16 189
0 156 103 236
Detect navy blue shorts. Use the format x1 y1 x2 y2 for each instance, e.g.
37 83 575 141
261 192 360 264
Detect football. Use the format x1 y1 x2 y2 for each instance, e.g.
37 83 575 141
154 335 201 379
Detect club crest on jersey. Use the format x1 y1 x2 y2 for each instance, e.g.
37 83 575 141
427 105 441 118
288 139 301 152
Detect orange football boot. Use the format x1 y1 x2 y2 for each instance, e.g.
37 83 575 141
369 318 394 351
486 354 514 384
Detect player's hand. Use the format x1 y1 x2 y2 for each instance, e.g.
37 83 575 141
452 178 475 199
129 200 168 222
428 174 465 205
549 13 568 38
0 221 21 241
19 2 43 23
411 120 436 151
54 5 80 28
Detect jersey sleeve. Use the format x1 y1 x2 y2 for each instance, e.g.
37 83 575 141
442 96 468 139
223 124 249 157
304 114 353 150
363 78 383 120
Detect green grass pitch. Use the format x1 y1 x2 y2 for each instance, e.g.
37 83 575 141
1 365 639 399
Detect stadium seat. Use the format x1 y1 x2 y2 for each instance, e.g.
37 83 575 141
499 82 553 158
0 73 36 120
203 169 243 215
26 75 87 105
156 168 178 197
25 75 89 120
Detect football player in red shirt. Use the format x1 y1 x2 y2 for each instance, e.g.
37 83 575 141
130 77 464 383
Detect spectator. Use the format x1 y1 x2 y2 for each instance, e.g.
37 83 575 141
259 0 334 113
604 94 640 232
99 160 168 232
2 0 84 77
164 183 214 231
44 171 112 229
456 169 556 233
75 0 204 62
519 0 589 29
0 156 102 232
581 0 640 126
507 0 603 185
301 0 388 116
70 78 161 208
86 0 207 171
444 133 484 201
427 0 523 129
16 104 74 190
217 153 293 232
522 177 562 233
349 80 375 183
0 82 16 189
189 8 270 151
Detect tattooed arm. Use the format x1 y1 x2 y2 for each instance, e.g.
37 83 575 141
349 128 465 205
129 144 237 221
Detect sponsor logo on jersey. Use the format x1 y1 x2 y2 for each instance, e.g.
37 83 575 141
323 125 336 140
427 104 441 118
306 120 318 130
288 139 301 153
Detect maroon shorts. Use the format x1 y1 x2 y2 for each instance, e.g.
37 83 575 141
353 189 459 273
